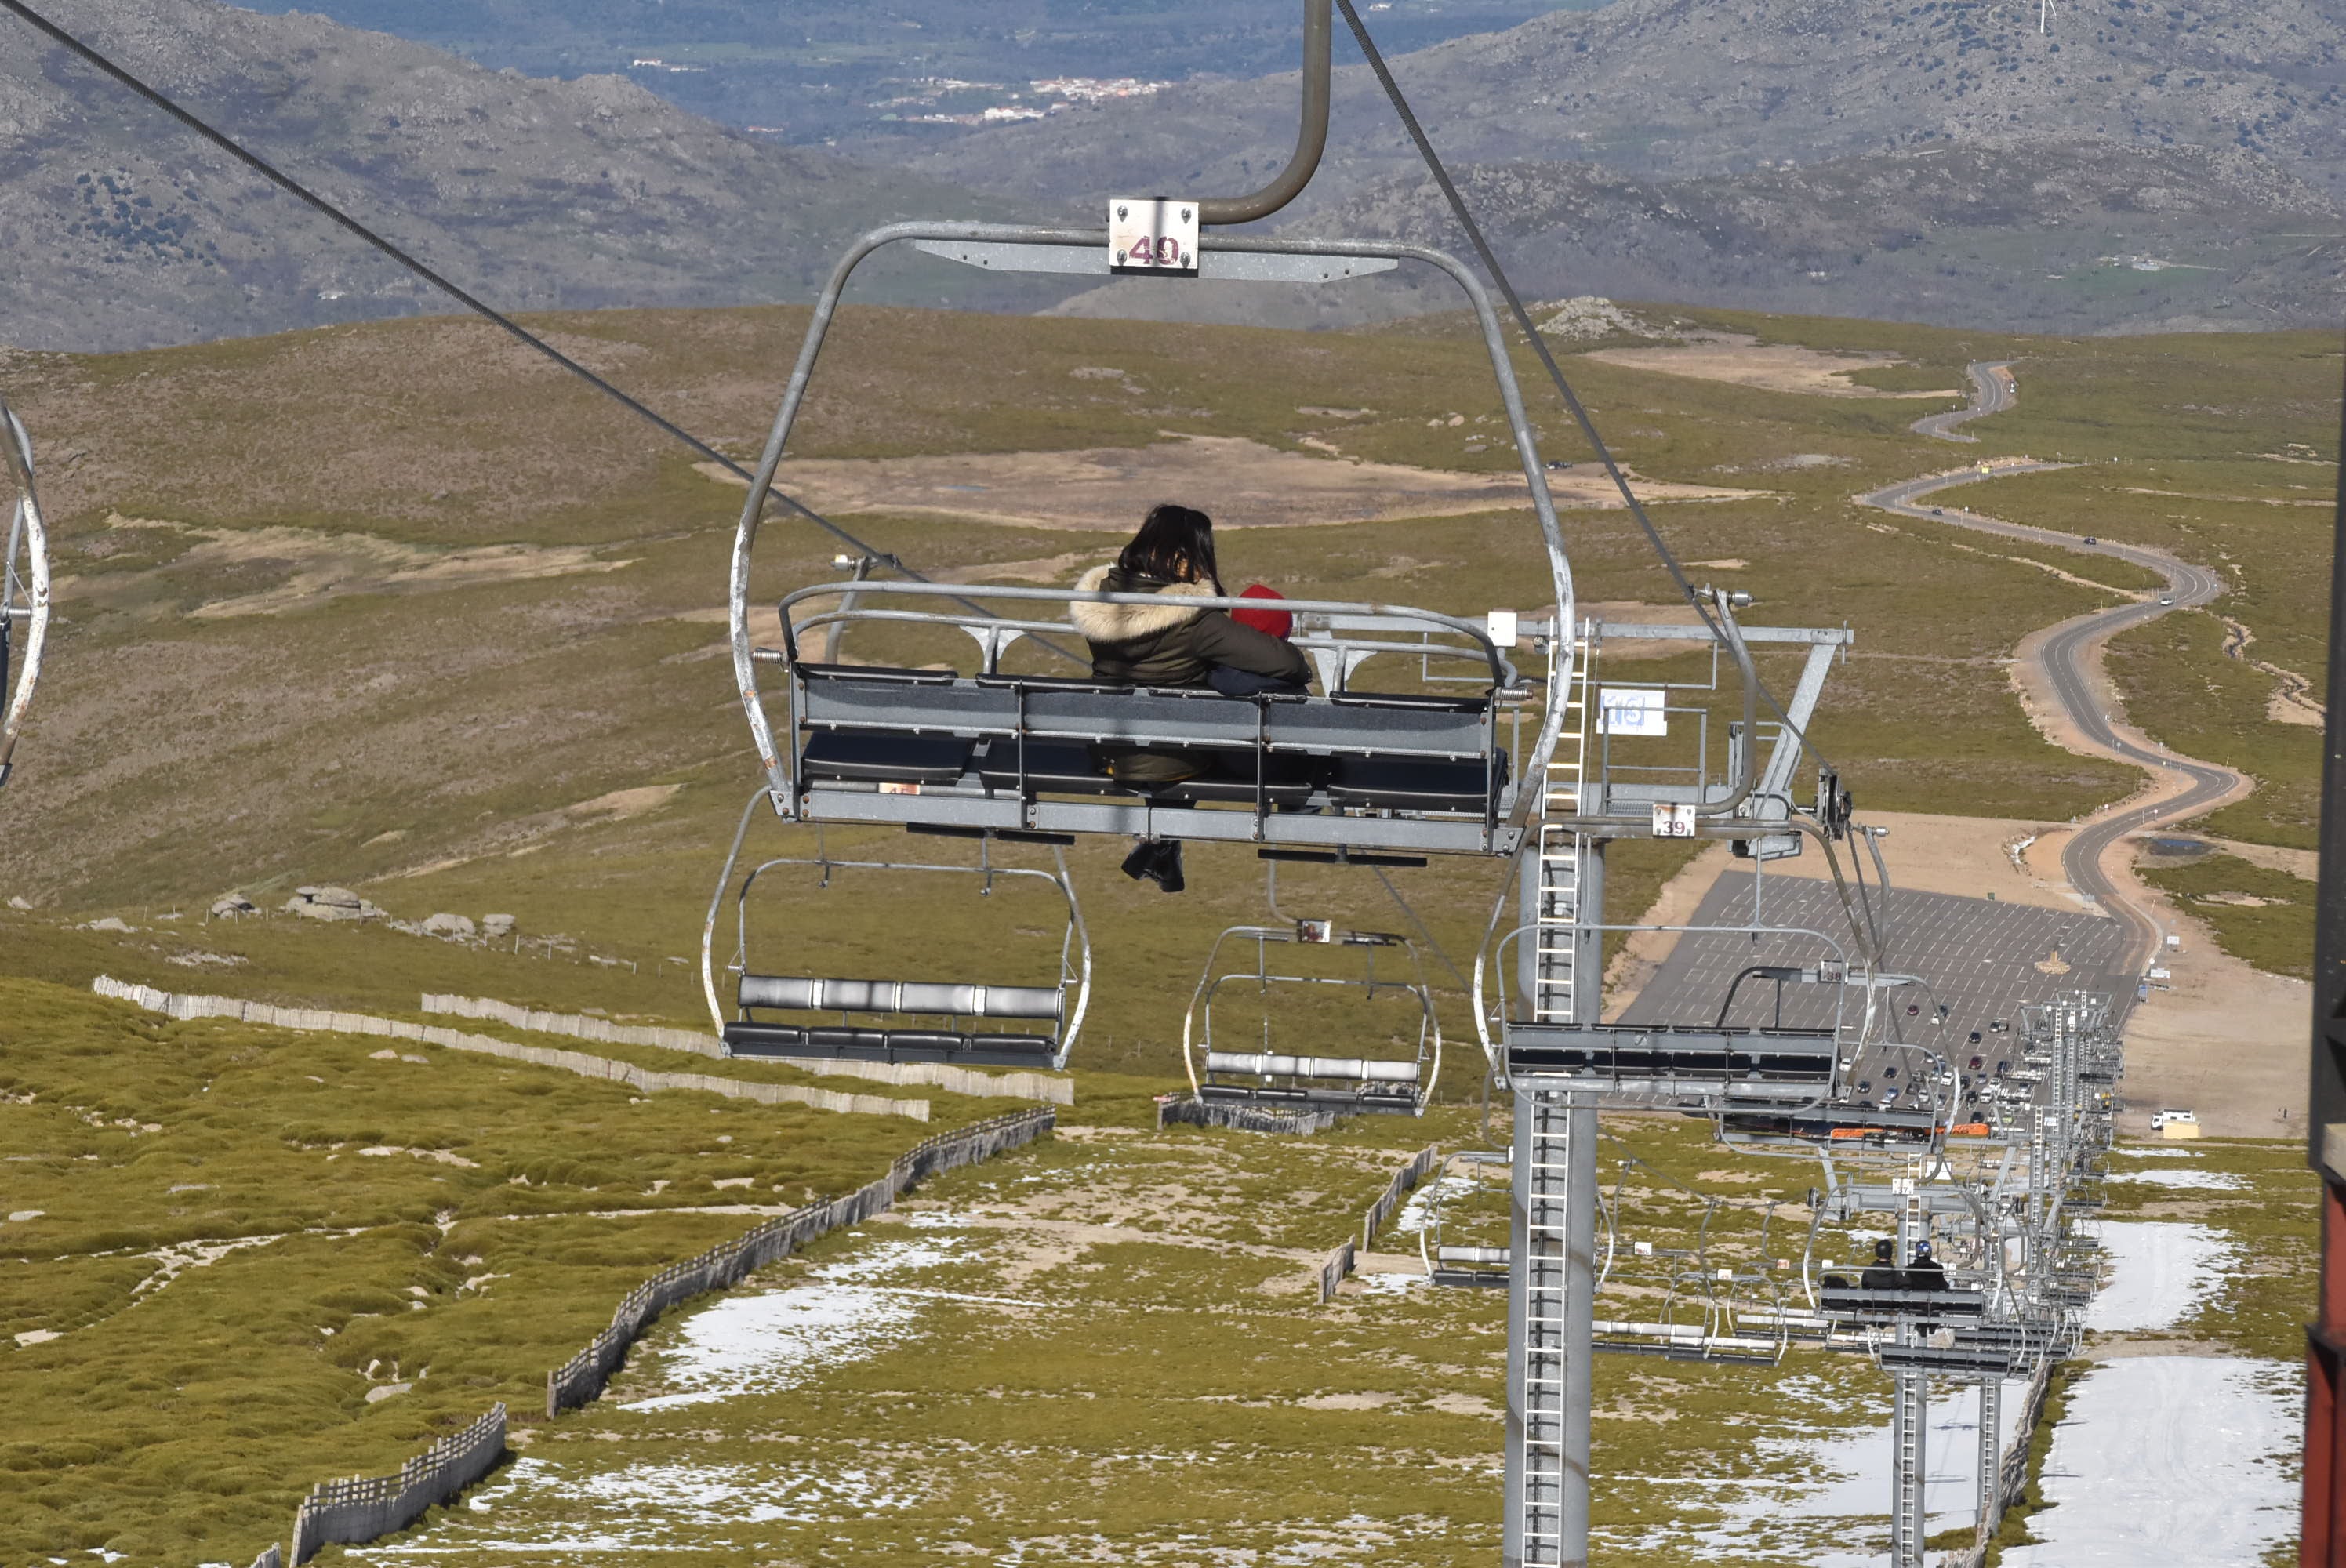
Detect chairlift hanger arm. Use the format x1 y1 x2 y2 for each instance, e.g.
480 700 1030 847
1197 0 1331 227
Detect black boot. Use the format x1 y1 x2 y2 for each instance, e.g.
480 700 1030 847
1150 840 1186 895
1120 840 1159 882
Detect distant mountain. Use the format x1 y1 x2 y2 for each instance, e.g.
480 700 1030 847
893 0 2346 332
0 0 1044 350
1043 138 2346 336
223 0 1605 149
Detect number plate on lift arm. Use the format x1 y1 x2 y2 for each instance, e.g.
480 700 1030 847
1109 198 1200 275
1651 804 1697 837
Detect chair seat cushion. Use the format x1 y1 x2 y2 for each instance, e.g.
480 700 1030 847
976 739 1126 794
1324 754 1502 811
802 731 973 785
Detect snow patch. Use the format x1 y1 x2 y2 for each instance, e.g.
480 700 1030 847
2002 1357 2296 1566
2083 1221 2230 1334
2102 1167 2246 1192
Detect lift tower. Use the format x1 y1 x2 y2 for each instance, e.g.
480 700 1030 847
1483 610 1859 1567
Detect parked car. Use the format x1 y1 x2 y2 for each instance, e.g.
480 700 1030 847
1968 1054 1985 1071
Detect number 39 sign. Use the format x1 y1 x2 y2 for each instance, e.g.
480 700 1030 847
1651 804 1697 838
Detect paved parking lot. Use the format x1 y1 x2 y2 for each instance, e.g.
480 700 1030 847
1619 872 2135 1107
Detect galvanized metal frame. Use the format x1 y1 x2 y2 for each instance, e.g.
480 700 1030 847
695 796 1093 1069
1179 921 1443 1116
0 401 51 791
725 223 1578 849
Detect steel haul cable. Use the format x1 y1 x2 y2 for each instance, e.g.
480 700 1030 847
0 0 942 587
1332 0 1847 787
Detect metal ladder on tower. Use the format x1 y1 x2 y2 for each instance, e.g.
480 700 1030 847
1509 618 1595 1568
1516 1091 1572 1566
1531 619 1594 1023
1889 1185 1930 1568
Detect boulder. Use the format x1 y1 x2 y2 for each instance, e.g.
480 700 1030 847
82 916 133 933
482 913 517 938
282 887 388 922
421 913 477 941
209 894 258 919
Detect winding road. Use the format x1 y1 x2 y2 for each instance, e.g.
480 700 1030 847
1858 373 2243 973
1908 360 2015 442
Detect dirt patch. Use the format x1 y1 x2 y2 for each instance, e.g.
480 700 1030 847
2116 913 2308 1138
2268 689 2323 727
694 434 1762 532
1583 336 1959 400
2208 839 2318 880
60 517 636 619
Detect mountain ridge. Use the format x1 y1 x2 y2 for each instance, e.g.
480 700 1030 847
0 0 1046 351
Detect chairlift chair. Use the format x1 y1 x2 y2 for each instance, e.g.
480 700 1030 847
1415 1148 1513 1289
702 816 1091 1072
1595 1174 1792 1361
1182 865 1444 1115
721 224 1584 863
0 400 51 794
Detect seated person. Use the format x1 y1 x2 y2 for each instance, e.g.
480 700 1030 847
1857 1238 1901 1292
1902 1240 1948 1291
1070 504 1311 893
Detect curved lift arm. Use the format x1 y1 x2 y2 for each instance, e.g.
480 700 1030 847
1198 0 1331 227
0 400 51 793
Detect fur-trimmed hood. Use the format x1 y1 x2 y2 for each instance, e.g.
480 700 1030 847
1067 564 1215 645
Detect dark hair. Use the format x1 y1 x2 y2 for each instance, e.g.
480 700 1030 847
1117 503 1220 590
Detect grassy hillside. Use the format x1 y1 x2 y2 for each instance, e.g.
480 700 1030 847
0 298 2330 1562
0 976 1039 1560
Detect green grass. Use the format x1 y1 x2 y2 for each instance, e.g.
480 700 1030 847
2095 1138 2322 1365
2138 853 2316 979
311 1109 1908 1566
0 976 1023 1562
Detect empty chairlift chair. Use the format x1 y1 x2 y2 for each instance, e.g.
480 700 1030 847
704 837 1091 1072
1182 913 1442 1116
1418 1149 1513 1289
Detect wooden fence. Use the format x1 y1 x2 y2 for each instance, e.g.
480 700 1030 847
92 977 924 1120
1318 1240 1356 1304
286 1405 506 1563
545 1105 1056 1416
1155 1094 1344 1136
1361 1145 1440 1252
421 993 1072 1105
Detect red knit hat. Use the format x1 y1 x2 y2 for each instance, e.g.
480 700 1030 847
1232 583 1293 639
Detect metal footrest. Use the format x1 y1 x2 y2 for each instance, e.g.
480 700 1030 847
1505 1022 1839 1104
723 1022 1060 1069
1817 1284 1987 1319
